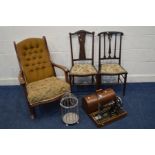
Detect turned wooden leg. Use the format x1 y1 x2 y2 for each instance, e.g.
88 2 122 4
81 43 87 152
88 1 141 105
72 75 75 85
118 75 120 84
69 75 73 92
91 75 94 84
96 74 101 90
69 75 72 85
123 74 127 96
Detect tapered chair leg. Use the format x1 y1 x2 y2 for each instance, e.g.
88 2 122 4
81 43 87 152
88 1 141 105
69 75 73 92
92 75 94 84
123 73 127 96
72 75 75 85
69 75 72 85
96 74 101 90
118 75 120 84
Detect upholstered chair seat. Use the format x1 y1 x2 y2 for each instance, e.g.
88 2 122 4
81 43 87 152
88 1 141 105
98 31 128 96
27 77 70 106
14 36 70 119
100 64 127 74
69 30 98 89
70 64 97 75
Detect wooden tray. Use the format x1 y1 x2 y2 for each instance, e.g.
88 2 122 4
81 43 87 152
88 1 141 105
89 108 128 128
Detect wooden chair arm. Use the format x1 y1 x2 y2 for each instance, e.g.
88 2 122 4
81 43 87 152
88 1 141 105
52 63 69 83
18 71 25 85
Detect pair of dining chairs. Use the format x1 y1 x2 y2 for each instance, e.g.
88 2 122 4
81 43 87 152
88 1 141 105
14 30 127 119
69 30 128 95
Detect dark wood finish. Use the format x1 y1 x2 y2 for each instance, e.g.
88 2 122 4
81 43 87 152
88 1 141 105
83 88 116 114
70 30 95 65
78 31 86 60
83 88 127 127
89 109 127 128
14 36 70 119
98 31 124 68
52 62 69 83
98 31 128 96
69 30 98 88
123 73 127 96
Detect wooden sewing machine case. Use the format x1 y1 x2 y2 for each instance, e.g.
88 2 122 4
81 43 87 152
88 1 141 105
83 88 127 127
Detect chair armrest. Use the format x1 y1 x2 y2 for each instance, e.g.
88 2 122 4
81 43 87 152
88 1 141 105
18 71 25 85
52 62 69 83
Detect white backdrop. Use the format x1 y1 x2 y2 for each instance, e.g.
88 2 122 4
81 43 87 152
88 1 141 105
0 26 155 85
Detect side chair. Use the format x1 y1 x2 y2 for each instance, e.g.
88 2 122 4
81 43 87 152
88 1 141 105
98 31 128 96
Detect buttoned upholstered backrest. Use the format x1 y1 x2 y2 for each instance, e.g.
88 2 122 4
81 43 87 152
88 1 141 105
14 37 55 84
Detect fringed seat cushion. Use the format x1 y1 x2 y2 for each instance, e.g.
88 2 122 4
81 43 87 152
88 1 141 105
100 64 127 74
26 77 70 105
70 64 97 75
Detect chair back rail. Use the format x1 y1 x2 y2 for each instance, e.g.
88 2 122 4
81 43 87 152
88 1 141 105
69 30 95 66
98 31 123 69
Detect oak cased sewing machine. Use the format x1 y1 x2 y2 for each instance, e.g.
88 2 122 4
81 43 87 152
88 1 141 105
83 88 127 127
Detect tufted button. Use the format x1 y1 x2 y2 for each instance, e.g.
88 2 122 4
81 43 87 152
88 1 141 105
41 66 45 69
25 64 29 67
23 46 28 50
37 62 41 64
32 56 36 60
22 52 26 56
34 50 38 54
29 69 34 72
26 58 30 61
32 63 35 66
30 45 34 49
38 55 42 59
43 61 46 63
36 44 39 48
40 49 43 53
35 67 39 70
29 51 32 54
